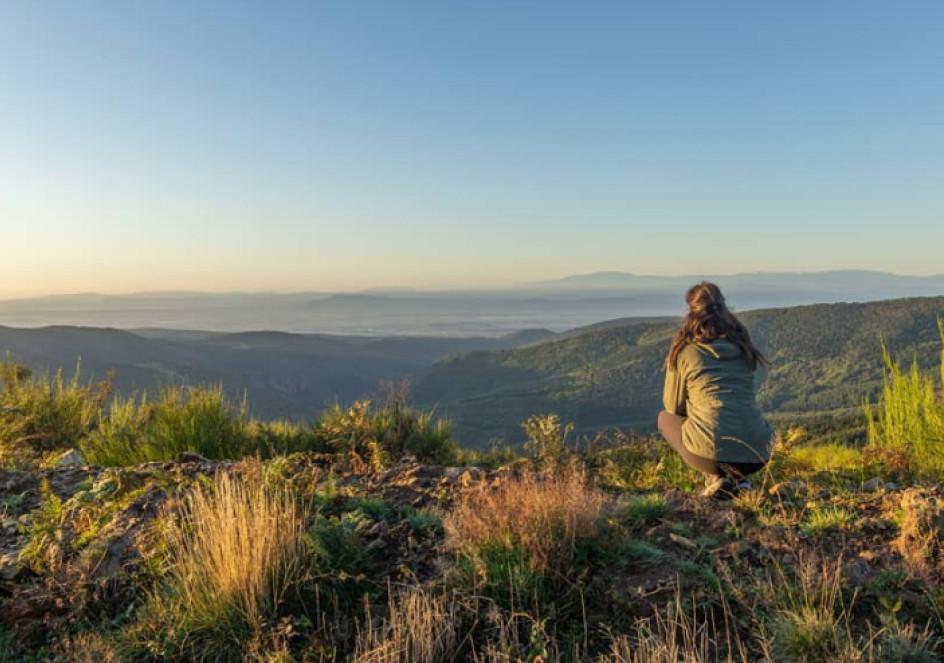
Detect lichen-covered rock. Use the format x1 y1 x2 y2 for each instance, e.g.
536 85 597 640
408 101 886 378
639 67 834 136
53 449 84 468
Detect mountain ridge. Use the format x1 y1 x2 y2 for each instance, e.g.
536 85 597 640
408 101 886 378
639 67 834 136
412 295 944 447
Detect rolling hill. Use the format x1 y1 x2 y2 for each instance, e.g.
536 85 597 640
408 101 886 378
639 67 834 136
412 296 944 447
0 326 554 421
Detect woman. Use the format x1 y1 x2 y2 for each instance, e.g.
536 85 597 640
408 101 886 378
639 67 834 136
658 282 775 499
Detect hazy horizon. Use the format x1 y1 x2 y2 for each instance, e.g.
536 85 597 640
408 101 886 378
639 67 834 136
3 2 943 296
2 268 944 300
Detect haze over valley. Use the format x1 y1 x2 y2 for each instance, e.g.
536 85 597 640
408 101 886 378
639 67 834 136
2 270 942 336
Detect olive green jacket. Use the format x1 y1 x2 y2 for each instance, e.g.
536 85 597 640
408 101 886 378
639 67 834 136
663 339 774 463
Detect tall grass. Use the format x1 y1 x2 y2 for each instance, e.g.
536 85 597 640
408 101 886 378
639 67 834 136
603 589 750 663
353 589 460 663
137 469 314 662
2 357 460 467
84 386 256 466
0 360 107 464
865 321 944 479
317 398 460 468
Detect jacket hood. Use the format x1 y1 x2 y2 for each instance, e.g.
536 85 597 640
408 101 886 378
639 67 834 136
694 339 743 361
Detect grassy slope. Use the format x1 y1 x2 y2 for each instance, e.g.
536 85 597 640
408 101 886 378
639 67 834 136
412 296 944 447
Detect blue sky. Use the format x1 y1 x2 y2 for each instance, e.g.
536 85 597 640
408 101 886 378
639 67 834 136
1 1 942 295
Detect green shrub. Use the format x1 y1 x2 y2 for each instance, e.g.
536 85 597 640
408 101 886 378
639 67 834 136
18 479 67 573
83 386 253 465
799 506 854 537
0 359 108 465
2 359 461 469
403 411 459 465
622 494 670 526
522 413 573 470
315 398 459 468
865 321 944 480
249 418 328 457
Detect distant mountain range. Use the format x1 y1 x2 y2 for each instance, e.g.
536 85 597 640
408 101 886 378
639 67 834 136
1 271 942 336
532 270 944 294
412 296 944 447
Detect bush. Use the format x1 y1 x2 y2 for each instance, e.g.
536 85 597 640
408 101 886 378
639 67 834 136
83 386 253 466
865 321 944 480
316 398 460 469
522 413 574 470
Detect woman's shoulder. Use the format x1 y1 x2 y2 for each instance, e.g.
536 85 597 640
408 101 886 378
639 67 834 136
674 343 704 368
678 339 743 367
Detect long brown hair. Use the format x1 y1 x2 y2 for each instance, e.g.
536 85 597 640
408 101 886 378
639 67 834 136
664 281 768 370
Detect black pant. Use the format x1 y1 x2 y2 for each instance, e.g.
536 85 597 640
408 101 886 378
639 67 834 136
657 411 765 479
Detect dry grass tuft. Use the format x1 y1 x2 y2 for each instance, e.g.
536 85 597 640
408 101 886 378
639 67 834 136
51 631 123 663
444 468 606 580
354 588 460 663
602 587 750 663
139 465 314 661
895 488 944 582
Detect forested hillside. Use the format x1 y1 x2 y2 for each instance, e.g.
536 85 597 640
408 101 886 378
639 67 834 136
0 326 553 420
413 297 944 446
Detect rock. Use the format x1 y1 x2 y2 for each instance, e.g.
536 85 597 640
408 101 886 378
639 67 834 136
841 559 872 587
176 451 211 464
862 477 885 493
668 532 698 550
0 552 25 581
883 482 899 492
53 449 84 467
441 466 485 487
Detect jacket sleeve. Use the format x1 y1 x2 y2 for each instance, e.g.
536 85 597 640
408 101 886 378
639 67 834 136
662 362 688 417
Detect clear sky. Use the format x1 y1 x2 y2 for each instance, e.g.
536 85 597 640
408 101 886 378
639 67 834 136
1 1 942 296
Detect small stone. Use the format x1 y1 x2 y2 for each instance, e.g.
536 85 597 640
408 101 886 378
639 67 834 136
669 532 698 550
0 553 24 581
884 482 899 492
862 477 884 493
53 448 84 467
176 451 211 464
842 559 872 587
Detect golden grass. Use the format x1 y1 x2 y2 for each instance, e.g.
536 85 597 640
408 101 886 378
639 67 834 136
142 465 313 661
602 590 750 663
443 468 606 579
353 588 460 663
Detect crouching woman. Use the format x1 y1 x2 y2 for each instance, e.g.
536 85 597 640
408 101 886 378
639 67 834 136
658 282 775 499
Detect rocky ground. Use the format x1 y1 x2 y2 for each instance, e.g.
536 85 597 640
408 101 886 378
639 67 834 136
1 451 942 661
